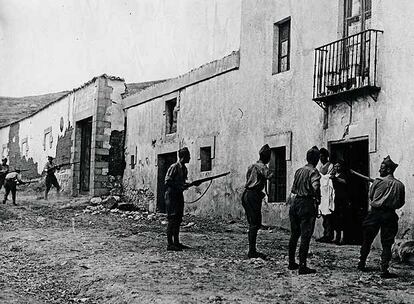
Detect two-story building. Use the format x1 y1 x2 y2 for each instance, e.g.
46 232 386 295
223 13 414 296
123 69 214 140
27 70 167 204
122 0 414 242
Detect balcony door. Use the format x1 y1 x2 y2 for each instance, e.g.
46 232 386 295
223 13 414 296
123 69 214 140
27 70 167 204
344 0 371 37
341 0 372 89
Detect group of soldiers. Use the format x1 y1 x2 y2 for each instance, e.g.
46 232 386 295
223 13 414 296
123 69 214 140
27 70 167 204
164 145 405 279
0 156 62 205
1 145 405 278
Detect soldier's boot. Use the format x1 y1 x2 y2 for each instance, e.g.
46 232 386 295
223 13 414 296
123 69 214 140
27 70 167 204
298 262 316 275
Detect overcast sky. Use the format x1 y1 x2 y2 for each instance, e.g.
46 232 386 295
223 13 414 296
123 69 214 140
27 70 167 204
0 0 241 97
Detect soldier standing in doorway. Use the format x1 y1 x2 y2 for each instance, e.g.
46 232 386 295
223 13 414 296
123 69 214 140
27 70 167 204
288 146 321 275
357 156 405 278
0 158 10 190
164 147 201 251
2 169 26 205
44 156 61 200
242 144 273 259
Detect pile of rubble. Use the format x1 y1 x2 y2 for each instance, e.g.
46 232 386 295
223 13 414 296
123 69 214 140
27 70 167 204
83 195 168 223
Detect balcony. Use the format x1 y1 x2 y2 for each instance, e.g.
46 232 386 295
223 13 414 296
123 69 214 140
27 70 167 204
313 29 383 108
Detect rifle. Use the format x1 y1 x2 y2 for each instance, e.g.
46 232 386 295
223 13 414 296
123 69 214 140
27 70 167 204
349 169 381 183
188 171 231 187
47 161 80 171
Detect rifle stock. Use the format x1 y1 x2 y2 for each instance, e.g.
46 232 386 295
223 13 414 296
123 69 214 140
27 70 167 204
188 171 230 187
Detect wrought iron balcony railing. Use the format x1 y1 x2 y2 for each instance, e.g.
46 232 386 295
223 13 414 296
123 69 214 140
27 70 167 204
313 29 383 107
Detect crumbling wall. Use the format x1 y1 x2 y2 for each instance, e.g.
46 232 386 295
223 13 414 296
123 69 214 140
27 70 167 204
7 122 39 179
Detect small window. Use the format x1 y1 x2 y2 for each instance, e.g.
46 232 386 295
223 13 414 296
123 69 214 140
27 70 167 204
43 127 53 151
130 155 135 169
21 138 28 157
200 146 212 172
273 18 291 74
268 146 287 202
165 98 177 134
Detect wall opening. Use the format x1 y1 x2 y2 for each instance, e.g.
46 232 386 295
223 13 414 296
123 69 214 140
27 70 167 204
330 138 369 245
156 152 177 213
165 98 177 134
78 117 92 193
272 17 291 74
268 146 287 202
200 146 212 172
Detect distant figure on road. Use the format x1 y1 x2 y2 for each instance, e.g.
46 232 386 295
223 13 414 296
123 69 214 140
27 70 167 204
288 146 321 275
0 157 10 190
3 169 26 205
164 147 201 251
44 156 61 200
242 144 273 259
358 156 405 279
316 148 335 243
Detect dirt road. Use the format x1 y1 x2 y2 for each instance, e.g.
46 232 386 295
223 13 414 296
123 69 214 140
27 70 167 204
1 194 413 304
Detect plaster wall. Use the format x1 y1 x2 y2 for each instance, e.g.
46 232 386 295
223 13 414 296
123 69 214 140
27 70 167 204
123 0 414 238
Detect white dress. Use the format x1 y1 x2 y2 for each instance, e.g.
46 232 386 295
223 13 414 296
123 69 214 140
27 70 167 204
318 163 335 215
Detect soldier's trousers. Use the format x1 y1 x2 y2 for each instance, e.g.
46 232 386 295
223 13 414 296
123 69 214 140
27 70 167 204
359 208 398 271
3 180 17 204
242 189 264 253
289 197 317 266
165 188 184 245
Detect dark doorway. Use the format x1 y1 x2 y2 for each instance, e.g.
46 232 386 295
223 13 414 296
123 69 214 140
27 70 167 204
330 138 369 245
78 117 92 193
157 152 177 213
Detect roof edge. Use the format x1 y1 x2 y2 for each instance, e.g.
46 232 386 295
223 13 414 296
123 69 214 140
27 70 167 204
123 50 240 109
0 74 124 128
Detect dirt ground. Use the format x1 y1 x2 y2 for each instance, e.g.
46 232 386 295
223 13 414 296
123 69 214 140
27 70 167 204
1 193 413 304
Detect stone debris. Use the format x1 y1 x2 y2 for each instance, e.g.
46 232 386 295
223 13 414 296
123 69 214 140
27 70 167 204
89 197 102 205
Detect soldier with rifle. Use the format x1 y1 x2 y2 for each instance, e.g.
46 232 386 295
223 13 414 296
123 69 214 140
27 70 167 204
2 169 27 205
44 156 62 200
0 157 9 191
357 156 405 279
164 147 203 251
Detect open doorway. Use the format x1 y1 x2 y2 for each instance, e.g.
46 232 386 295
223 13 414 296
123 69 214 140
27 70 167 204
78 117 92 194
157 152 177 213
329 138 369 245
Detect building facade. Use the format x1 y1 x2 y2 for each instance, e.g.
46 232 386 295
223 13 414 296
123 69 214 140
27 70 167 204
123 0 414 241
0 75 126 196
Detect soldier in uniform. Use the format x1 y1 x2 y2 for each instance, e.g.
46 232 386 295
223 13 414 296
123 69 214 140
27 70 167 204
242 144 273 259
288 146 321 275
2 169 26 205
358 156 405 278
164 147 201 251
0 158 10 190
44 156 61 200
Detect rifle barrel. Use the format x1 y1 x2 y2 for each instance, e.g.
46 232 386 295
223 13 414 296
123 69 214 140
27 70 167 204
191 171 231 185
349 169 375 182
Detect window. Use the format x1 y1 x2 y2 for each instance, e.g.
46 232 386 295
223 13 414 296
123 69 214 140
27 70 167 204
200 146 212 172
130 155 135 169
268 147 287 202
43 127 53 151
344 0 371 37
21 138 28 157
165 98 177 134
273 18 291 74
